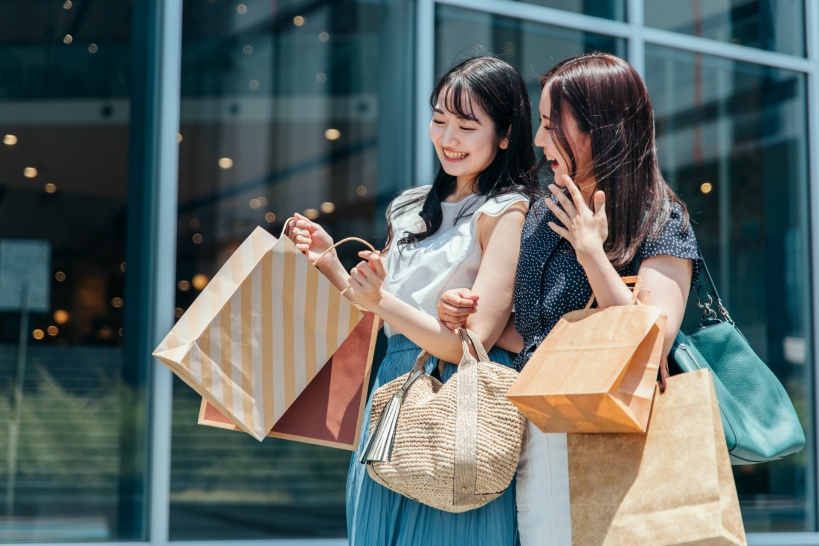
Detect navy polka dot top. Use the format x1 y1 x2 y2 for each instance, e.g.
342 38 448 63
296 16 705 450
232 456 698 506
512 196 703 371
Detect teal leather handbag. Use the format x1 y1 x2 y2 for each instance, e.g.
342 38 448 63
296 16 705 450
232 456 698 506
668 254 805 465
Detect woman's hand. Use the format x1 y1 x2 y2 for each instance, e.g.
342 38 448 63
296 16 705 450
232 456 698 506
436 288 479 331
347 250 386 309
287 212 337 268
544 173 608 267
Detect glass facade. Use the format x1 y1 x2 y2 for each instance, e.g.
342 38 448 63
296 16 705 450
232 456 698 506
1 0 817 544
0 0 147 542
645 46 814 531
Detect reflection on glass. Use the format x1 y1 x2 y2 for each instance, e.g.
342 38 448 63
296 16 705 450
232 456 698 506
0 0 144 542
435 4 625 180
645 0 805 56
512 0 625 20
170 0 411 539
646 45 813 532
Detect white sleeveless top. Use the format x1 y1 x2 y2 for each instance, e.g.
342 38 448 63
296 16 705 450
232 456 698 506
381 185 529 338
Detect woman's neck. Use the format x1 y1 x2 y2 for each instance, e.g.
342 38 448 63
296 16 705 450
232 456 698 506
447 177 477 203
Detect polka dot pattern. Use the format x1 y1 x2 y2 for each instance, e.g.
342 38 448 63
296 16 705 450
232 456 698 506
512 197 702 371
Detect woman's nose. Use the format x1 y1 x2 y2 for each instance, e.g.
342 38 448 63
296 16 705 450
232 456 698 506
534 127 546 147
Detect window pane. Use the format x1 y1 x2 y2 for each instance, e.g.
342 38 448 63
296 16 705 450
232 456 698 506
646 45 814 532
512 0 626 21
0 0 146 542
436 4 625 160
645 0 805 57
169 0 412 539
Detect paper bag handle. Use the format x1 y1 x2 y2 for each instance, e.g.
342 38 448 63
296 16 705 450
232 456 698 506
584 275 645 310
281 217 377 266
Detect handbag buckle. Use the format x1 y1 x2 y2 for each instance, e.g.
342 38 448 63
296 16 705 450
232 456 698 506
696 295 718 321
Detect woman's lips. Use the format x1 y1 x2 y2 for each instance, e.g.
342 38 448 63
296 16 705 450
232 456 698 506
443 149 468 162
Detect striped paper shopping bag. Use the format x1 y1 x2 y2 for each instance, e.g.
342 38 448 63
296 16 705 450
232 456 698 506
153 226 363 441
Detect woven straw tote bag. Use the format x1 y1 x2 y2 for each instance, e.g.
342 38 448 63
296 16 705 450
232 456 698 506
359 329 525 513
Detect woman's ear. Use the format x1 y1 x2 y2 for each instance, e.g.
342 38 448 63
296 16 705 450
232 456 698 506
499 127 511 150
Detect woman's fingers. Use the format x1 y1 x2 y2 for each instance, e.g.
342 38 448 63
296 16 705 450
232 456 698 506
548 183 577 217
560 173 588 210
544 194 572 227
593 190 607 219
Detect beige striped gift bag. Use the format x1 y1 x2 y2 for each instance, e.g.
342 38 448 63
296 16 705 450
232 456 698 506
153 226 364 441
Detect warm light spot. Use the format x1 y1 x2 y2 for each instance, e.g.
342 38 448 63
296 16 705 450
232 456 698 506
47 326 59 336
119 328 124 337
237 3 247 14
98 326 114 340
63 0 72 8
192 233 203 244
63 34 73 44
177 133 183 143
356 185 368 196
243 45 253 55
304 208 319 220
54 309 69 324
189 218 200 229
44 183 57 193
250 198 262 209
325 128 341 141
700 182 713 194
293 15 306 26
320 202 335 213
24 167 38 178
265 212 276 223
249 79 260 91
3 134 17 146
257 196 267 206
218 157 234 169
88 43 98 54
119 262 126 272
178 280 191 291
55 271 66 282
33 329 45 340
319 32 329 42
316 73 327 84
192 274 209 291
175 308 184 318
111 297 124 308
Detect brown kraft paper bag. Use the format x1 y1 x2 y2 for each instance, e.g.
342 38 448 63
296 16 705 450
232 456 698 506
568 369 747 545
508 277 666 433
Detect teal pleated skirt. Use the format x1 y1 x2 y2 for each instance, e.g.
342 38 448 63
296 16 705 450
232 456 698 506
346 334 519 545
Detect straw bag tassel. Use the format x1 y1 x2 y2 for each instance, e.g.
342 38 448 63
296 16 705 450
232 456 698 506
360 369 425 463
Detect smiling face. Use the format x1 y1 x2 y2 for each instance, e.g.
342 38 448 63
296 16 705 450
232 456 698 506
429 88 508 194
534 83 595 198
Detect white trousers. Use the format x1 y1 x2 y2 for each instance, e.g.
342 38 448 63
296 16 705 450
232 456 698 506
515 421 572 546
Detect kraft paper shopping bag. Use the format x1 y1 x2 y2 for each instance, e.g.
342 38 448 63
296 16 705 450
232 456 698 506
153 226 363 441
568 369 747 545
507 277 666 433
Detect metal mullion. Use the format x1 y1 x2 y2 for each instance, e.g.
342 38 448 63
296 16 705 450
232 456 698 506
626 0 644 75
805 0 819 536
415 0 435 186
435 0 631 38
148 0 183 543
642 27 811 73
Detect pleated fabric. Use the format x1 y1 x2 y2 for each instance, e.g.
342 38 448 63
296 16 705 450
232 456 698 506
346 334 519 546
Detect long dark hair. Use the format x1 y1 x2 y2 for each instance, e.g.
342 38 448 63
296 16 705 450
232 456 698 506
384 56 538 250
540 52 689 266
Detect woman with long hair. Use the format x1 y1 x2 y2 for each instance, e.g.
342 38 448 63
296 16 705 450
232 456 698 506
438 52 703 544
288 56 538 545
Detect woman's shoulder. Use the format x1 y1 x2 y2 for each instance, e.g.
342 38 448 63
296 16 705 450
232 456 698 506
476 191 530 218
639 200 703 283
